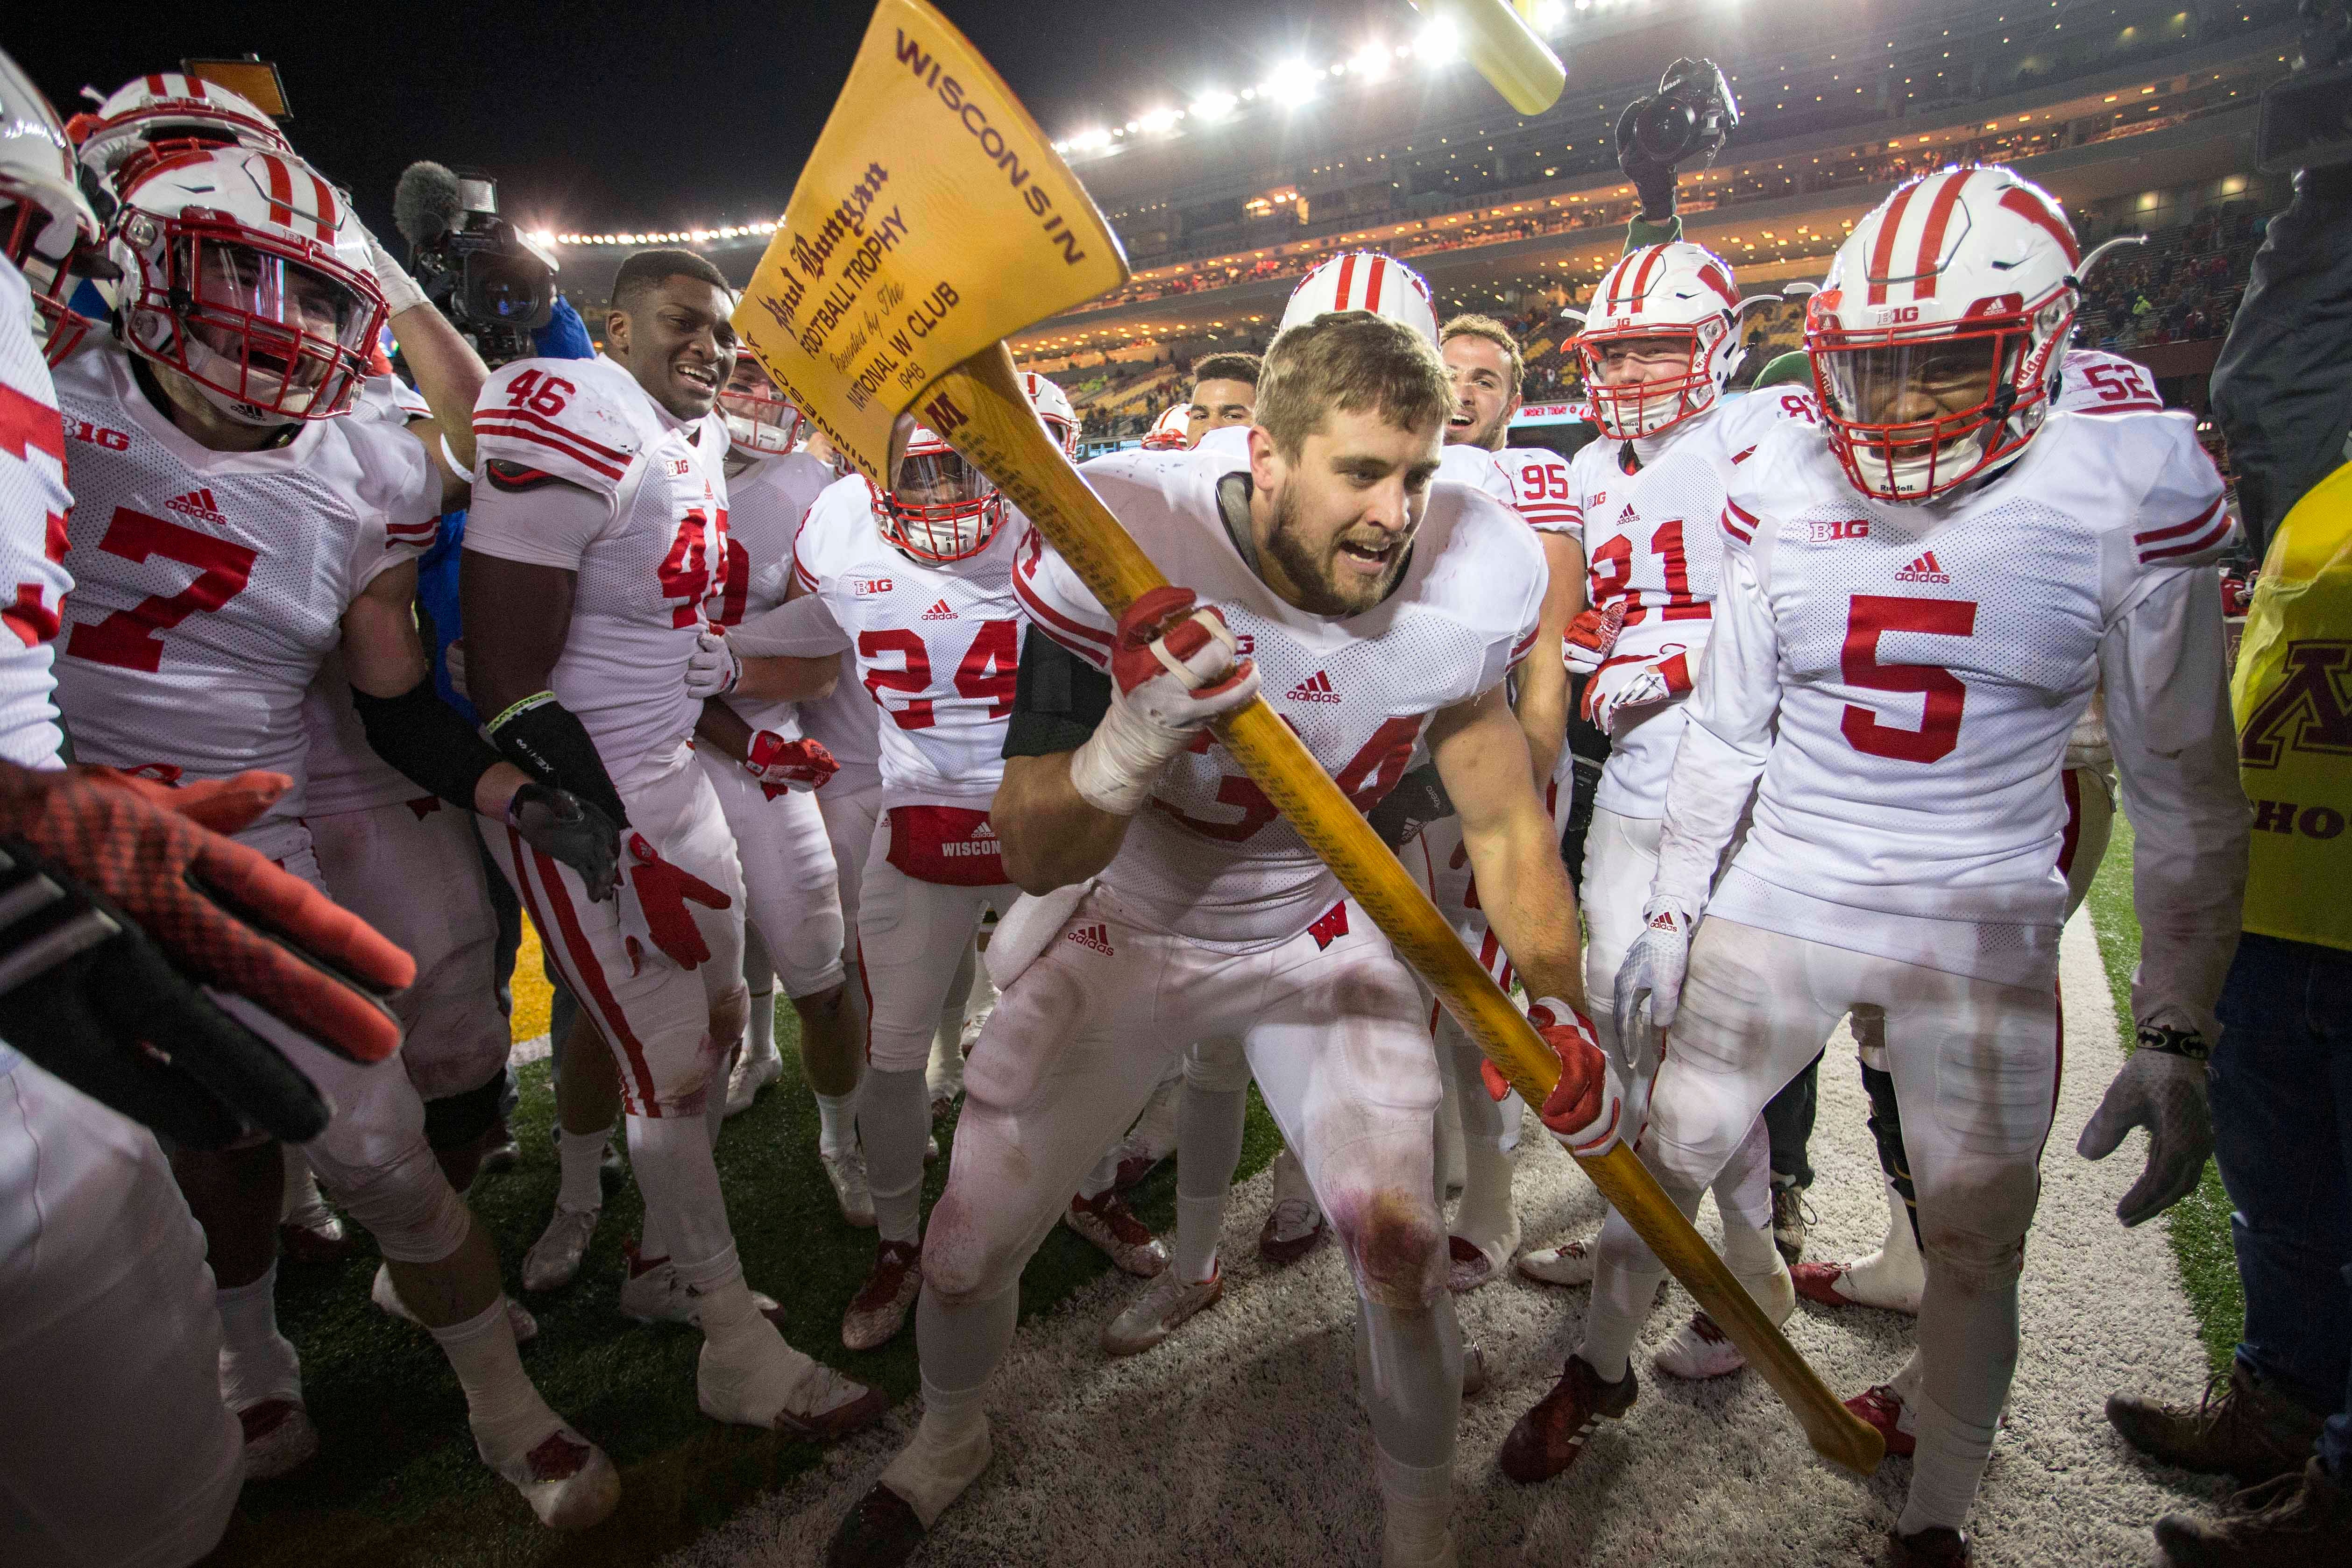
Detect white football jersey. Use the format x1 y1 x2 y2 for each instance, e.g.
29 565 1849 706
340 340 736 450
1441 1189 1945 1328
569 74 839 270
0 259 74 768
1494 445 1583 539
466 355 730 784
709 449 835 745
1571 387 1821 817
791 475 1023 809
52 341 439 857
1698 406 2229 983
1019 449 1545 952
2057 347 2164 415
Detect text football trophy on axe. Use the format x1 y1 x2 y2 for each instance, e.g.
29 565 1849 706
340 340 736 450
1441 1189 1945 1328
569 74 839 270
732 0 1879 1477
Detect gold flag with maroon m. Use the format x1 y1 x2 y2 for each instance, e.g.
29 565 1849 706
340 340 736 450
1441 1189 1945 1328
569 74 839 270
732 0 1127 488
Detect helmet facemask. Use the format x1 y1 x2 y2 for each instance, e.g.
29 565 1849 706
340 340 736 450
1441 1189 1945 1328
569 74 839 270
870 440 1005 562
1577 318 1728 440
720 359 804 456
2 199 98 366
121 214 381 424
1809 293 2070 503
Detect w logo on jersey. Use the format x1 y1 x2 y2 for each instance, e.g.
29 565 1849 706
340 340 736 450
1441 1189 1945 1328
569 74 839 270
1286 670 1341 703
1896 551 1951 584
1307 901 1351 950
921 598 958 621
166 488 227 526
1064 922 1114 956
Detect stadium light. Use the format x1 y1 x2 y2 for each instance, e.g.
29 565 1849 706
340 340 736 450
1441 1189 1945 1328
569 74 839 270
1267 60 1320 107
1191 90 1238 121
1352 44 1393 82
1418 19 1459 64
1138 106 1182 134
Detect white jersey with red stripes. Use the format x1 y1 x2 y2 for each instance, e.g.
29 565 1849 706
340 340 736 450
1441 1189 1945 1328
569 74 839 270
50 341 439 857
1571 385 1821 817
467 354 730 783
709 447 836 745
1702 405 2229 976
790 474 1022 810
0 259 74 768
1494 445 1583 539
2057 347 2164 415
1020 447 1545 953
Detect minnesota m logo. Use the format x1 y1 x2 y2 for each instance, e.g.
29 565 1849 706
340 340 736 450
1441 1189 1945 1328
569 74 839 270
2240 640 2352 768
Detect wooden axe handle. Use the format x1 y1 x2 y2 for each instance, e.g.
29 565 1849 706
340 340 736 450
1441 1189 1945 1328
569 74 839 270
917 342 1883 1477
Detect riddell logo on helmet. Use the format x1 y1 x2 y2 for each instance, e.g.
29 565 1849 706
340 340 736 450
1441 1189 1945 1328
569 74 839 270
1064 922 1114 956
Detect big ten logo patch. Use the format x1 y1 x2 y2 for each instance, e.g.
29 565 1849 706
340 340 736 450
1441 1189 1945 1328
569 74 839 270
1808 518 1870 543
854 577 894 595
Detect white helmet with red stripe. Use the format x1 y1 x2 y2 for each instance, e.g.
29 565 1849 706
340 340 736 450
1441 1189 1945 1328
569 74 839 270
1575 241 1743 440
1806 164 2079 502
1139 402 1189 451
0 48 101 363
110 146 385 424
1279 250 1438 346
869 425 1005 562
70 72 291 193
719 354 805 457
1023 370 1078 456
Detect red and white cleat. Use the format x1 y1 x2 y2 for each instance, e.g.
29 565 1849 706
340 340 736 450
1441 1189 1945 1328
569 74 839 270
1792 1258 1921 1315
1846 1383 1917 1460
1654 1311 1746 1380
1101 1264 1222 1356
698 1325 889 1438
1516 1234 1596 1286
1446 1214 1520 1293
1065 1190 1168 1277
236 1397 319 1481
842 1239 922 1351
1499 1354 1638 1484
488 1425 621 1531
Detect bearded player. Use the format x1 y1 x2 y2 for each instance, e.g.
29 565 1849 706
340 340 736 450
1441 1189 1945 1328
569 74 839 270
50 143 622 1522
461 247 884 1440
824 311 1614 1568
1509 168 2246 1568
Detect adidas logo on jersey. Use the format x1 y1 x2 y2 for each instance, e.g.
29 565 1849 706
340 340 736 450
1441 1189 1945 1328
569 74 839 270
921 598 957 620
1064 922 1114 956
1286 670 1341 703
166 487 227 525
1896 551 1951 584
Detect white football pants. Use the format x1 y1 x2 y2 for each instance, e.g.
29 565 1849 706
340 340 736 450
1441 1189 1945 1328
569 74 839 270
699 749 846 999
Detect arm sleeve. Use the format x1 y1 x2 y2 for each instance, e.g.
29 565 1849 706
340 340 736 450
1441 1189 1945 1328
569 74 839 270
1002 627 1112 758
1650 540 1780 918
2098 568 2249 1040
461 471 610 572
1625 214 1683 251
729 589 851 658
2209 171 2352 558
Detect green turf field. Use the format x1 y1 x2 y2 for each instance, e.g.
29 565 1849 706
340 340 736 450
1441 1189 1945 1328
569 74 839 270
2084 809 2246 1378
213 1011 1288 1566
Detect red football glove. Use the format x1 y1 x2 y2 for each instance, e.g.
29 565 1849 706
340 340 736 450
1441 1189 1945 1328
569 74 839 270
1581 648 1693 731
745 731 838 798
0 763 414 1146
1481 997 1626 1156
1562 602 1625 677
621 831 732 971
1069 585 1260 817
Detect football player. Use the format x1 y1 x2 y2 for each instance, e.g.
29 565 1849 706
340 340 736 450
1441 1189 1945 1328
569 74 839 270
1509 241 1815 1380
823 311 1612 1568
1183 351 1259 447
462 248 883 1440
49 142 620 1523
1514 168 2246 1568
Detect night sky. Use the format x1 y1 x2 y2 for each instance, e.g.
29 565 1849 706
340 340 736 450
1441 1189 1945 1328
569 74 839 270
12 0 1403 241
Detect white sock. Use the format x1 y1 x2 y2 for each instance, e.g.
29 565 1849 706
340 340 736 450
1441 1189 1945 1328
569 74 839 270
217 1262 302 1409
881 1374 994 1527
1174 1082 1246 1284
815 1088 859 1158
1846 1179 1927 1304
1374 1445 1454 1562
747 990 777 1063
429 1296 559 1464
1898 1389 1999 1535
676 1241 764 1348
557 1125 612 1213
862 1066 929 1245
1075 1146 1119 1203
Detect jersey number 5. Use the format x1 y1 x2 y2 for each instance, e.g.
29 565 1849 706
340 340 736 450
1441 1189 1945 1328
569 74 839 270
1840 594 1978 764
66 506 257 673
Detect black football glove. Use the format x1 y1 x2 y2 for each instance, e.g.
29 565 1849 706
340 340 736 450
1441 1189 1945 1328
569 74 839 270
1366 762 1455 850
506 782 621 901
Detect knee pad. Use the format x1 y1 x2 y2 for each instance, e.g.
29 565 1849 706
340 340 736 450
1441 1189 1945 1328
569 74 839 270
1328 1186 1445 1311
421 1071 505 1153
318 1141 471 1264
1917 1223 2026 1295
920 1185 1028 1305
1183 1036 1252 1094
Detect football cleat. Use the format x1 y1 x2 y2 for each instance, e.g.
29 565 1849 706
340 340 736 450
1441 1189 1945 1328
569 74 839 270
1887 1525 1971 1567
725 1048 783 1118
825 1483 930 1568
1101 1264 1223 1357
487 1424 621 1531
1499 1355 1638 1484
1846 1383 1917 1461
822 1149 878 1227
523 1203 602 1293
617 1241 779 1325
924 1131 940 1164
478 1116 522 1176
1653 1311 1744 1380
1065 1191 1168 1277
1109 1130 1166 1192
1446 1213 1520 1293
698 1325 890 1437
1770 1177 1812 1266
1516 1235 1597 1286
371 1263 539 1343
278 1196 355 1265
1792 1256 1922 1315
236 1397 319 1481
1259 1196 1326 1264
842 1240 923 1351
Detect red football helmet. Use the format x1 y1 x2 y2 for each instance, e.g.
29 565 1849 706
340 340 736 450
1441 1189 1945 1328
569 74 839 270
869 425 1005 562
720 355 806 457
111 147 385 424
1139 403 1189 450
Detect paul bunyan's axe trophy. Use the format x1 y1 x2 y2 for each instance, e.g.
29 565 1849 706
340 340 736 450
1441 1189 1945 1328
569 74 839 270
733 0 1883 1477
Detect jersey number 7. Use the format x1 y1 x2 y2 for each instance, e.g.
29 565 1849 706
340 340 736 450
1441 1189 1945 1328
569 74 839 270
67 506 258 673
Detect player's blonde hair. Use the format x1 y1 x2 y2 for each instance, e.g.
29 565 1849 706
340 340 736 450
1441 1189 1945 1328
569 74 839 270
1257 312 1453 459
1438 313 1526 399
